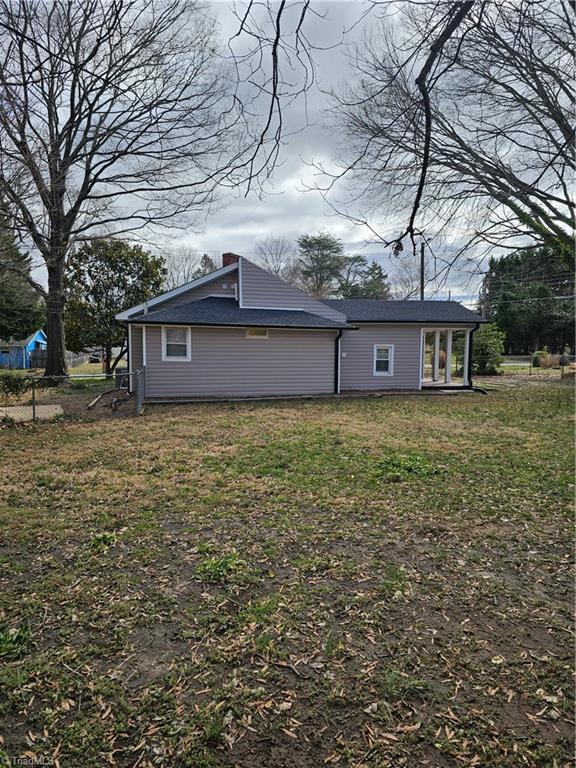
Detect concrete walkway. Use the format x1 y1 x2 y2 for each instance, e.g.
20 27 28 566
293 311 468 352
0 404 64 423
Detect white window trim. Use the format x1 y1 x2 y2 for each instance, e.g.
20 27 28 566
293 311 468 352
128 323 133 375
373 343 394 376
161 325 191 362
246 328 269 339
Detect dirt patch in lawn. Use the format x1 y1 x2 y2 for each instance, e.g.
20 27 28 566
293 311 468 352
0 404 64 423
1 379 137 425
0 380 573 767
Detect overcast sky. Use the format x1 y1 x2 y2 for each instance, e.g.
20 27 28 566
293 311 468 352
27 1 481 304
179 3 372 255
166 1 482 304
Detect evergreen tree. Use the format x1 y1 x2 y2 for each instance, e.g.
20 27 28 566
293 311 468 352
473 324 505 375
480 246 574 353
65 239 166 374
192 254 217 279
0 211 45 340
297 233 346 297
338 258 391 299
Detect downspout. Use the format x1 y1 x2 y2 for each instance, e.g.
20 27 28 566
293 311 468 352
467 323 478 389
127 323 132 394
334 329 343 394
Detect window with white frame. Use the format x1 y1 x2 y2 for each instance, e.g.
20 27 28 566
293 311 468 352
246 328 269 338
162 326 191 360
373 344 394 375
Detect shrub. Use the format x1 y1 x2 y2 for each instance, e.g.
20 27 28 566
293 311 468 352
473 324 505 375
0 372 32 403
531 349 547 367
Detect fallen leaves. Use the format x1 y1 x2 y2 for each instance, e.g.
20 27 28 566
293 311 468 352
0 381 573 767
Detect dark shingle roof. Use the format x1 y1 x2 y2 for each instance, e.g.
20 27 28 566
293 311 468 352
130 297 353 329
322 299 485 324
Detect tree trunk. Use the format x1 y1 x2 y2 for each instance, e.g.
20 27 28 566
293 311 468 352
110 339 127 373
105 342 113 377
44 262 67 377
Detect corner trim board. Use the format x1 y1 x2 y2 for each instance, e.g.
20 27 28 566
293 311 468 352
238 257 244 308
418 328 424 390
128 324 133 392
334 329 343 394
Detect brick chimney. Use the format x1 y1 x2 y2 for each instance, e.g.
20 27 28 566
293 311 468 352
222 252 240 267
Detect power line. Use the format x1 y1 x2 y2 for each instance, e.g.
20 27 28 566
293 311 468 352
489 295 575 305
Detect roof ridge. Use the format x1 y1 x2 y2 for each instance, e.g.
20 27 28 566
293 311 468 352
326 298 461 303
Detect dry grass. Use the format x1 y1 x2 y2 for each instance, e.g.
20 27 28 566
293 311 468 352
0 378 573 767
539 355 561 369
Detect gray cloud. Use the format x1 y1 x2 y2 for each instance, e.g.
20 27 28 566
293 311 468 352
29 1 480 304
175 3 481 303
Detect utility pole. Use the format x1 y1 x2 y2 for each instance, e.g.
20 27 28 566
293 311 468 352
420 241 425 300
481 279 488 319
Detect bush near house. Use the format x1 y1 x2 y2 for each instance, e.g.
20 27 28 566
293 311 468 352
473 323 505 375
0 372 33 403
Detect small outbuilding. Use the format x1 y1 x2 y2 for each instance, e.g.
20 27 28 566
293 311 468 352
0 329 47 369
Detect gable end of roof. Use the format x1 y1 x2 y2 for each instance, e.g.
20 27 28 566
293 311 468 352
115 263 238 321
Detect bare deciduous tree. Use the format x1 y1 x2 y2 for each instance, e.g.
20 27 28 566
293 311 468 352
254 235 300 284
163 247 205 291
327 0 574 264
0 0 252 375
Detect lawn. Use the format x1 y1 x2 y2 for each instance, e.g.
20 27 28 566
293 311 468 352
0 379 573 767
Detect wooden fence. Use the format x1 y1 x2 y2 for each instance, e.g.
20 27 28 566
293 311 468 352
30 350 90 369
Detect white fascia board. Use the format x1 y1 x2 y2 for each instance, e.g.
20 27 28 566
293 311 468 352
115 263 238 320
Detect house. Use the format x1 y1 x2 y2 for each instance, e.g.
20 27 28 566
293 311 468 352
0 329 47 370
116 253 486 400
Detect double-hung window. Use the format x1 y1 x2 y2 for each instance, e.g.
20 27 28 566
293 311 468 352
373 344 394 376
162 326 191 361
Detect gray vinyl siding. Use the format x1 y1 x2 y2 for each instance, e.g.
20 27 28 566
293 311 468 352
240 259 347 323
150 273 238 311
340 324 422 390
130 326 143 370
127 270 238 319
144 325 337 398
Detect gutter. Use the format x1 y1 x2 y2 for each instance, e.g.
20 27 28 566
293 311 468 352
349 319 486 325
125 319 354 331
334 329 343 394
